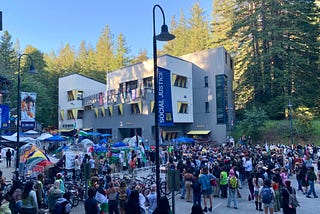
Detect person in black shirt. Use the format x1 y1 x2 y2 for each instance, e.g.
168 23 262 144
84 187 99 214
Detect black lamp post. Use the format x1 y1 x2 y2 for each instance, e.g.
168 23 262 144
153 4 175 205
16 54 37 176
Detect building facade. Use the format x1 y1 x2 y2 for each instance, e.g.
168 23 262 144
58 47 234 144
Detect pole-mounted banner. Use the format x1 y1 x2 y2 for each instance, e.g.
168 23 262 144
0 11 2 31
157 67 174 127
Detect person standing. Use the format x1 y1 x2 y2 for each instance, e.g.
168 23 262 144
184 168 194 202
199 166 213 212
35 173 45 209
107 182 120 214
253 172 264 211
192 172 201 206
118 181 130 214
48 180 64 213
282 180 297 214
6 149 12 168
74 155 82 182
84 187 99 214
219 166 228 199
20 181 38 214
147 184 157 214
306 166 318 198
227 170 238 209
260 179 275 214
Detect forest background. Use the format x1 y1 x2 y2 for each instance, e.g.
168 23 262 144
0 0 319 144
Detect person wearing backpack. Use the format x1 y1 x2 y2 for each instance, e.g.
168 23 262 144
227 170 238 209
282 180 297 214
53 193 72 214
259 179 275 214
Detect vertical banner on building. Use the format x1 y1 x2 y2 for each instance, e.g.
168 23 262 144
21 92 37 122
0 105 9 128
157 67 174 126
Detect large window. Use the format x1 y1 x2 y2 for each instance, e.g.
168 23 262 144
67 110 74 120
173 74 187 88
216 75 228 124
131 102 142 114
126 80 138 91
143 77 153 89
178 102 188 114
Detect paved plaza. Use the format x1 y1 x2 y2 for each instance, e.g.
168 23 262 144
1 160 319 214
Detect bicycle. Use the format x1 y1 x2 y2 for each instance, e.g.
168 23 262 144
65 182 85 208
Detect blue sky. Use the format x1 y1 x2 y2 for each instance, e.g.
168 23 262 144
1 0 212 57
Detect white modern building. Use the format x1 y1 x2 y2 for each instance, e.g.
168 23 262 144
58 47 234 144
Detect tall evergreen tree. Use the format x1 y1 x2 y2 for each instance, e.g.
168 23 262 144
163 11 190 56
55 43 77 77
211 0 237 53
114 33 130 69
231 0 320 118
95 25 115 81
187 2 211 53
0 31 17 81
131 49 148 64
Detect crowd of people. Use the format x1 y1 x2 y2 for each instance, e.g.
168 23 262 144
0 140 319 214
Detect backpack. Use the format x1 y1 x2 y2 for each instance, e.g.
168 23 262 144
229 177 238 189
261 187 273 204
284 188 299 208
53 199 71 214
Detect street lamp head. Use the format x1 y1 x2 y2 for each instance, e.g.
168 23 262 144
28 63 38 74
156 24 175 41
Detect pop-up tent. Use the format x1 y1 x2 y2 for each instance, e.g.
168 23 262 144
171 137 196 143
45 135 68 142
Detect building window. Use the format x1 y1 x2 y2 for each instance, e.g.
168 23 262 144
126 80 138 91
225 52 228 65
178 102 188 114
131 102 142 114
77 91 83 100
173 75 187 88
205 102 209 113
216 74 228 124
67 90 75 101
143 77 153 89
204 76 208 87
78 110 84 119
67 110 74 120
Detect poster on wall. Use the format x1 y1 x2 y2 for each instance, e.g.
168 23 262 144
21 92 37 122
157 67 174 127
0 105 9 128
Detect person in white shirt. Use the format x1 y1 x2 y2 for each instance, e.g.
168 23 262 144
147 184 157 214
20 181 38 213
135 185 146 213
74 155 82 182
